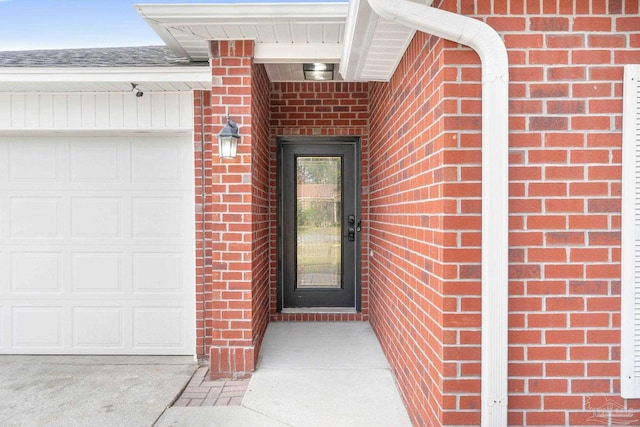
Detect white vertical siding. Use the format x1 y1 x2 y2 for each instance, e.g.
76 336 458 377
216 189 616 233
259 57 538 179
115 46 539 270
0 92 194 131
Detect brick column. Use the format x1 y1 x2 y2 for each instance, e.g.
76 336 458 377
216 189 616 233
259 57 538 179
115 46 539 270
206 40 255 379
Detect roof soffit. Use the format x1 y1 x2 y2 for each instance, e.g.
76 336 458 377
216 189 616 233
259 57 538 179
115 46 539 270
341 0 429 81
137 1 420 82
136 3 349 64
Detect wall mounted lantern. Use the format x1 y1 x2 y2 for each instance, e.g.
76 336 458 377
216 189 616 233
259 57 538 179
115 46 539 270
217 115 240 160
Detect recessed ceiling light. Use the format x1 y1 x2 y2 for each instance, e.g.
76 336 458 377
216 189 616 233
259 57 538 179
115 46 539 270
303 63 334 81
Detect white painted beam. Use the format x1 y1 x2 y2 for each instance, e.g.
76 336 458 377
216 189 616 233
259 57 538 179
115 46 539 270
0 67 211 92
0 67 210 83
254 44 343 64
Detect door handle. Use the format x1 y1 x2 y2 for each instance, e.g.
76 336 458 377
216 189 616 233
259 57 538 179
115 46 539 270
347 215 356 242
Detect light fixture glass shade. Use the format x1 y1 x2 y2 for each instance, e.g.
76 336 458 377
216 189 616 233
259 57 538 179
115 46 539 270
218 135 238 159
217 118 240 159
303 63 334 81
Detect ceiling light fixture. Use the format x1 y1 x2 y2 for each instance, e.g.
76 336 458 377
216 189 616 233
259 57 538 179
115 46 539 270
303 63 334 81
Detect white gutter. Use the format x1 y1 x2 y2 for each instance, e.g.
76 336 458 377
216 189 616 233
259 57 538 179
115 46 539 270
365 0 509 426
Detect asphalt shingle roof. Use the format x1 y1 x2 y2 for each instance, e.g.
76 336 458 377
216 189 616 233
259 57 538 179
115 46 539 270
0 45 206 67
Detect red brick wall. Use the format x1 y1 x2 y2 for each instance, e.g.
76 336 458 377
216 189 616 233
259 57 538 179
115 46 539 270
368 0 640 425
270 82 371 321
250 61 271 359
201 40 266 378
498 1 638 424
369 31 456 427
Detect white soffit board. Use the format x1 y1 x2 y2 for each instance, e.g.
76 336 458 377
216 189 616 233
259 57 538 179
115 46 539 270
136 2 349 81
136 3 349 62
136 1 420 82
0 67 211 92
341 0 419 81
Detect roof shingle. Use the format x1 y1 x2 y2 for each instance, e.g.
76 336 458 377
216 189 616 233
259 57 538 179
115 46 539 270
0 45 206 67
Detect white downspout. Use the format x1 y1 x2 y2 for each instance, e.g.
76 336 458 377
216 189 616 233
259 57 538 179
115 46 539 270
365 1 509 426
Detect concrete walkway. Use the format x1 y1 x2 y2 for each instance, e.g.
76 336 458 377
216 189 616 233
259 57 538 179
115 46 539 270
0 355 196 427
157 322 413 427
0 323 412 426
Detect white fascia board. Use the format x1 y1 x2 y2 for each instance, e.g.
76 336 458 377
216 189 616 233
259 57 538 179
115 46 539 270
621 64 640 398
340 0 379 81
0 67 211 85
340 0 417 82
135 2 349 23
254 43 343 64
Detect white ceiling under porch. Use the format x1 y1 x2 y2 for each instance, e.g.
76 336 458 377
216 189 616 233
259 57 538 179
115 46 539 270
136 0 420 82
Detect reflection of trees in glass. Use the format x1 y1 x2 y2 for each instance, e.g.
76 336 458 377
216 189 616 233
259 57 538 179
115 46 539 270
297 200 341 227
296 156 341 185
297 157 341 227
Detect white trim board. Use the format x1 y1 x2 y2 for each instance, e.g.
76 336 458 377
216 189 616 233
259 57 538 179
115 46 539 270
621 64 640 398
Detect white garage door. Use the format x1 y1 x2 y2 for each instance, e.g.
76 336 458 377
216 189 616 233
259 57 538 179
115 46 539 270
0 135 195 355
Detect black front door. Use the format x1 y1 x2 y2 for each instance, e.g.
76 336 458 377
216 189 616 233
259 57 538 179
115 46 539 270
278 137 361 310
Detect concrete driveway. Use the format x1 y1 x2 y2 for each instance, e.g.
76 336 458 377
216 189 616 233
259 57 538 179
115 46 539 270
0 355 197 427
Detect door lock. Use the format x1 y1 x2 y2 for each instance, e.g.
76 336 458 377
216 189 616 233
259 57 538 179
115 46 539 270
347 215 356 241
347 215 361 241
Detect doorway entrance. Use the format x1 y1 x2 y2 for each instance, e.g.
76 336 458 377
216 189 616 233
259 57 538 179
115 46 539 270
278 137 361 310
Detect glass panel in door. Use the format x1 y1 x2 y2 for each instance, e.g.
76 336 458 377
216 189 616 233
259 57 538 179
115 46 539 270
296 157 341 289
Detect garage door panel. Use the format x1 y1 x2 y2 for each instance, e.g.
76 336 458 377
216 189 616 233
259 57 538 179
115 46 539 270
0 249 6 291
72 307 124 349
133 252 185 293
132 197 185 238
132 140 185 183
8 141 61 183
12 306 64 349
10 197 62 238
0 193 5 231
0 306 5 349
133 307 185 349
10 252 63 294
69 142 121 183
0 141 7 183
71 252 124 293
0 135 195 355
71 197 122 238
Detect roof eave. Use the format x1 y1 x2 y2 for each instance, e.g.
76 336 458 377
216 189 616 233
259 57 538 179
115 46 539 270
340 0 419 82
135 2 350 68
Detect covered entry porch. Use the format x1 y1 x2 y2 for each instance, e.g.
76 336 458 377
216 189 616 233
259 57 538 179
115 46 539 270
138 1 506 426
